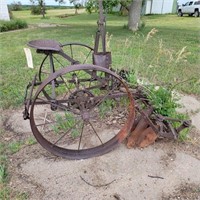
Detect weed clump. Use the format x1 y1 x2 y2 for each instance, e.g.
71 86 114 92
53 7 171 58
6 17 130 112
0 19 27 32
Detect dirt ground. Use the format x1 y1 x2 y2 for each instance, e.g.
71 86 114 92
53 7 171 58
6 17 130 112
2 94 200 200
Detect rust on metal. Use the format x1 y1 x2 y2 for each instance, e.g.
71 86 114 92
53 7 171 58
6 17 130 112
93 0 112 69
23 0 191 159
28 64 135 159
126 88 191 149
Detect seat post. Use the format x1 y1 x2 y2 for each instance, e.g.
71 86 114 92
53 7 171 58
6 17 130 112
49 52 56 102
49 52 55 74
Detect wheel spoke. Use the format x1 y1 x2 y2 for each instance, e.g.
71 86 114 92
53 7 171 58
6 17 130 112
59 75 73 99
53 122 77 145
83 49 92 64
35 114 81 128
70 45 73 59
30 64 134 159
88 121 103 145
89 82 119 112
36 97 67 111
53 55 65 68
78 123 85 150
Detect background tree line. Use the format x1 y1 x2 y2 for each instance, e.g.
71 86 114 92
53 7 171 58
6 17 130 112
9 0 143 31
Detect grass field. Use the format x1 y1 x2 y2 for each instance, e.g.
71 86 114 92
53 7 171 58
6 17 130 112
0 9 199 109
0 9 199 199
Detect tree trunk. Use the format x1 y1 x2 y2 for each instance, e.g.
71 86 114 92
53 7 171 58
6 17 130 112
128 0 142 31
39 0 45 18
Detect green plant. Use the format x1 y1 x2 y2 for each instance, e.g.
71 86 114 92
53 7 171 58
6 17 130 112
15 192 29 200
0 142 10 200
0 144 7 166
0 143 5 154
52 112 81 138
138 20 146 31
170 112 190 141
127 71 138 87
0 135 30 199
178 125 190 141
31 5 42 15
99 99 117 119
71 128 81 138
123 23 128 29
0 183 29 200
0 19 27 32
8 141 23 154
142 84 190 140
125 70 190 140
30 0 46 17
10 1 23 11
25 137 37 145
144 85 179 116
0 187 10 200
0 13 199 109
0 165 8 184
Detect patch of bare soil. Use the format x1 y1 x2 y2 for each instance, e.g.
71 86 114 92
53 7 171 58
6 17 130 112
7 141 200 200
28 23 68 29
2 94 200 200
162 183 200 200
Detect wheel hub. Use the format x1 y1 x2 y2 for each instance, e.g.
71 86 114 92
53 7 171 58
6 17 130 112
81 111 90 122
68 90 94 110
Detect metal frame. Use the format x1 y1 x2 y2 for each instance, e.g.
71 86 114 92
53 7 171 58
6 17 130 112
23 0 191 159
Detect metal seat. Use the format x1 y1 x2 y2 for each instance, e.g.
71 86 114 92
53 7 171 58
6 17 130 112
28 39 62 52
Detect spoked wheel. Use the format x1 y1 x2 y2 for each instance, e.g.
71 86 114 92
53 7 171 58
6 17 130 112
61 43 94 64
38 43 94 82
30 64 135 159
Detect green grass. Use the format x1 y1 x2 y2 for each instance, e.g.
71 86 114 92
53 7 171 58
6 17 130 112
0 141 9 200
12 8 86 24
0 139 32 200
7 137 36 154
25 137 37 145
8 141 24 154
0 10 197 197
0 135 35 199
99 99 117 119
52 112 82 138
0 19 28 32
0 164 8 184
0 10 199 109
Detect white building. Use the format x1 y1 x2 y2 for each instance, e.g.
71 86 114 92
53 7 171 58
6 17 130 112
0 0 10 20
143 0 178 14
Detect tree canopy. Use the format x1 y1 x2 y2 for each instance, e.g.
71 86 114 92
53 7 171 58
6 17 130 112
29 0 143 31
84 0 143 31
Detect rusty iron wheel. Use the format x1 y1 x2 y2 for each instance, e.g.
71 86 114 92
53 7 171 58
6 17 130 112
61 43 94 64
30 64 135 159
38 43 94 82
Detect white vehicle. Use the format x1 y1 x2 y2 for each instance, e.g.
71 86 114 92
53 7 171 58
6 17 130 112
178 0 200 17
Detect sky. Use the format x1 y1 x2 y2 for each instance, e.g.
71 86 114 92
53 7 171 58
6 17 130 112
6 0 189 6
6 0 72 6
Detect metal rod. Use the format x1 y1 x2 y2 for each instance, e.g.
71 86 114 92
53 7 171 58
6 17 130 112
94 0 106 53
49 53 56 100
